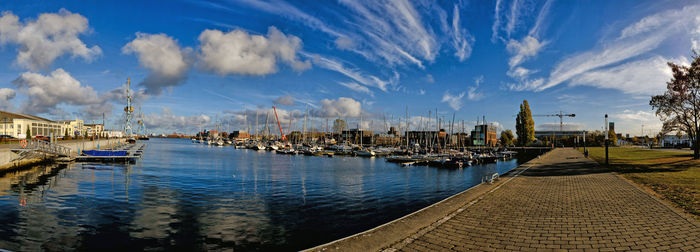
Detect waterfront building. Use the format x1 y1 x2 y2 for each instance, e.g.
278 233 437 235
57 119 86 137
104 130 124 138
84 123 104 137
230 130 250 139
471 124 497 147
0 110 69 138
340 129 373 145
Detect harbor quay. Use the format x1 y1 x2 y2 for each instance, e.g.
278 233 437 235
309 148 700 251
0 138 126 172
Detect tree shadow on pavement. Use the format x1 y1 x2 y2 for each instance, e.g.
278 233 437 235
520 158 610 177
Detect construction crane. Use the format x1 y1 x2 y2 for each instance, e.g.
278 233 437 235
532 111 576 132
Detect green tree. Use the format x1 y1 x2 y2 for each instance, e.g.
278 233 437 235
515 100 535 146
25 128 30 139
65 128 70 137
650 51 700 159
500 129 514 146
608 129 618 146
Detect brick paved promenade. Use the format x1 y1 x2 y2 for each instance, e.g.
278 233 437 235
388 148 699 251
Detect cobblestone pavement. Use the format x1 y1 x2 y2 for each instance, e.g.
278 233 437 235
392 148 699 251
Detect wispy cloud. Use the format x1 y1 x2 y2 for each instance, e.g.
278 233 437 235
532 4 700 92
569 56 688 95
467 76 484 101
312 55 398 92
505 0 522 38
441 91 465 110
451 4 475 61
491 0 504 42
236 0 343 38
338 81 373 95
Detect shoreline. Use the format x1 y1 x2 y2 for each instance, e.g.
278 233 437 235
304 149 554 251
0 138 126 174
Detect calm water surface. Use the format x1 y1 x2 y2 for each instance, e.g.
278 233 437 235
0 138 532 251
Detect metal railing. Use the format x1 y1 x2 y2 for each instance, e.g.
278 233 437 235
21 139 72 157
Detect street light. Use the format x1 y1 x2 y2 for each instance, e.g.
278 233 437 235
605 114 609 166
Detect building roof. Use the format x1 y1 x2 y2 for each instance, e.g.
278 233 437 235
0 110 53 122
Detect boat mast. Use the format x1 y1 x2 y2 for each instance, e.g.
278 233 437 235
124 78 134 137
405 106 409 151
303 105 308 144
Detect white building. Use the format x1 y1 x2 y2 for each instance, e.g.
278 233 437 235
0 110 68 138
661 135 692 147
104 130 124 138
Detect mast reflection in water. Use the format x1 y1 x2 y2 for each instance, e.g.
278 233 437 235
0 138 531 251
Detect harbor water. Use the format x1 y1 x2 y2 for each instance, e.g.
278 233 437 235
0 138 532 251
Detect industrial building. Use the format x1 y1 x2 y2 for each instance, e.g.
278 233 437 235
471 124 497 147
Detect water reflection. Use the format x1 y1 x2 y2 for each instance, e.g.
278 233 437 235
0 138 529 251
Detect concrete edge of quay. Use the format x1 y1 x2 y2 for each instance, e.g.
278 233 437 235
0 138 127 174
304 149 556 252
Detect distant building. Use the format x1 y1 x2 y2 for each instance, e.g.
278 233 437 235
230 130 250 139
341 129 373 144
660 135 692 147
534 130 586 138
84 123 104 137
471 124 497 147
104 130 124 138
57 119 85 137
0 110 70 138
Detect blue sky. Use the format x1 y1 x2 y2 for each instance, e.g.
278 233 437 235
0 0 697 136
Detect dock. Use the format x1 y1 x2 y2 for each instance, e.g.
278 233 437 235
75 143 145 163
306 148 699 251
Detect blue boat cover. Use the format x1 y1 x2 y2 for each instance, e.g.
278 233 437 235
82 150 128 156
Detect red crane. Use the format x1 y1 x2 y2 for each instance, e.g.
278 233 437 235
272 106 286 141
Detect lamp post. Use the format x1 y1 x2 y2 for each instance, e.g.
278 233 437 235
605 114 609 166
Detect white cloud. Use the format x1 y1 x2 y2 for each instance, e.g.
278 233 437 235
312 55 398 92
441 91 465 110
143 107 212 132
0 9 101 70
312 97 362 118
338 81 372 95
273 94 295 106
0 88 16 111
197 26 311 76
528 0 554 38
12 68 101 114
505 0 522 38
536 4 700 92
122 32 191 95
451 4 475 61
612 110 662 135
418 89 426 95
336 0 437 67
334 36 354 50
236 0 343 38
425 74 435 84
569 56 687 95
507 66 536 79
467 76 484 101
491 0 504 42
507 78 544 91
506 36 546 68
